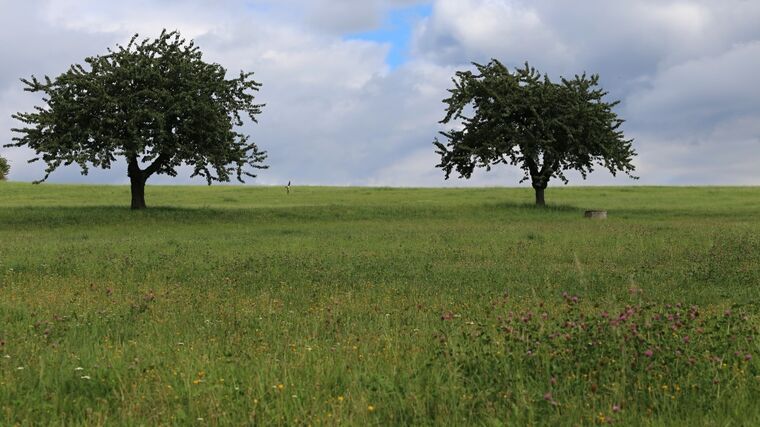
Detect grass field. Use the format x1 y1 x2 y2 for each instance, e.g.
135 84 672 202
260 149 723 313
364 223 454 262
1 182 759 425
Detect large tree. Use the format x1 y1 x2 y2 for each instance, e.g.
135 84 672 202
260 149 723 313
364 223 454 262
434 60 637 206
8 30 267 209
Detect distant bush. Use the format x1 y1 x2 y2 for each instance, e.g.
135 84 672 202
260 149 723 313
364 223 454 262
0 156 9 180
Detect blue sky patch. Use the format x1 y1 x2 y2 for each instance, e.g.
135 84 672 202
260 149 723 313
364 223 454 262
346 4 433 68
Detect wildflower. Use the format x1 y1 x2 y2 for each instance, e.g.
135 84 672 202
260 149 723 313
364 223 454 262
81 375 91 380
644 349 654 358
683 335 690 344
368 405 375 412
337 396 344 402
543 392 558 406
74 367 84 371
612 404 621 413
746 354 753 361
277 384 284 390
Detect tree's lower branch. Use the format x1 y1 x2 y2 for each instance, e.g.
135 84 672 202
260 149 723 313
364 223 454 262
143 154 169 178
127 154 169 181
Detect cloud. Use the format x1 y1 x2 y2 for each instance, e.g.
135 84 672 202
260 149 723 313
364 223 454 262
409 0 760 185
412 0 571 70
625 41 760 133
1 0 759 187
263 0 429 33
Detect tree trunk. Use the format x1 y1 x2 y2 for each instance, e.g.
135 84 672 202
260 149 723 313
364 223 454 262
128 157 148 210
130 175 147 210
534 186 546 207
526 159 551 207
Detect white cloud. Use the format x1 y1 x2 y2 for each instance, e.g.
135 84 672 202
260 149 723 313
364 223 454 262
1 0 759 187
412 0 571 70
269 0 428 33
625 41 760 132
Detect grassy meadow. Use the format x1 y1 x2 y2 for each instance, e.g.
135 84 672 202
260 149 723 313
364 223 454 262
1 182 759 425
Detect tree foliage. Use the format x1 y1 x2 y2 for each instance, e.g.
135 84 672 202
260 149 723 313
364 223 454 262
0 156 9 180
8 30 266 208
434 60 637 205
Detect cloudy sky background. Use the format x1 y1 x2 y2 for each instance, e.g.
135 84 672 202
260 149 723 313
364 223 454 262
1 0 758 187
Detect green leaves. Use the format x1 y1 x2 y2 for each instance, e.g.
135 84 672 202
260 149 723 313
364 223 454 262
0 156 9 180
435 60 637 194
7 29 267 185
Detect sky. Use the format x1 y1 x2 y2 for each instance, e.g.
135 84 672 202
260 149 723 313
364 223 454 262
1 0 759 187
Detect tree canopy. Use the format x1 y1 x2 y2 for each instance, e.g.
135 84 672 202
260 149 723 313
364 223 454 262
434 60 637 205
8 30 266 209
0 156 9 180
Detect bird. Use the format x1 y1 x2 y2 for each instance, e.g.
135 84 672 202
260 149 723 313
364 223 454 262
286 180 291 194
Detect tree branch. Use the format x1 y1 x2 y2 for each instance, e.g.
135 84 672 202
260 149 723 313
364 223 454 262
143 153 170 178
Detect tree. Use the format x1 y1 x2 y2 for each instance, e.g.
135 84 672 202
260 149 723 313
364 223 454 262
8 30 267 209
0 156 9 180
434 60 637 206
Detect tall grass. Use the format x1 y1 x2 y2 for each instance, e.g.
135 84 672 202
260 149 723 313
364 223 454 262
1 183 759 425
